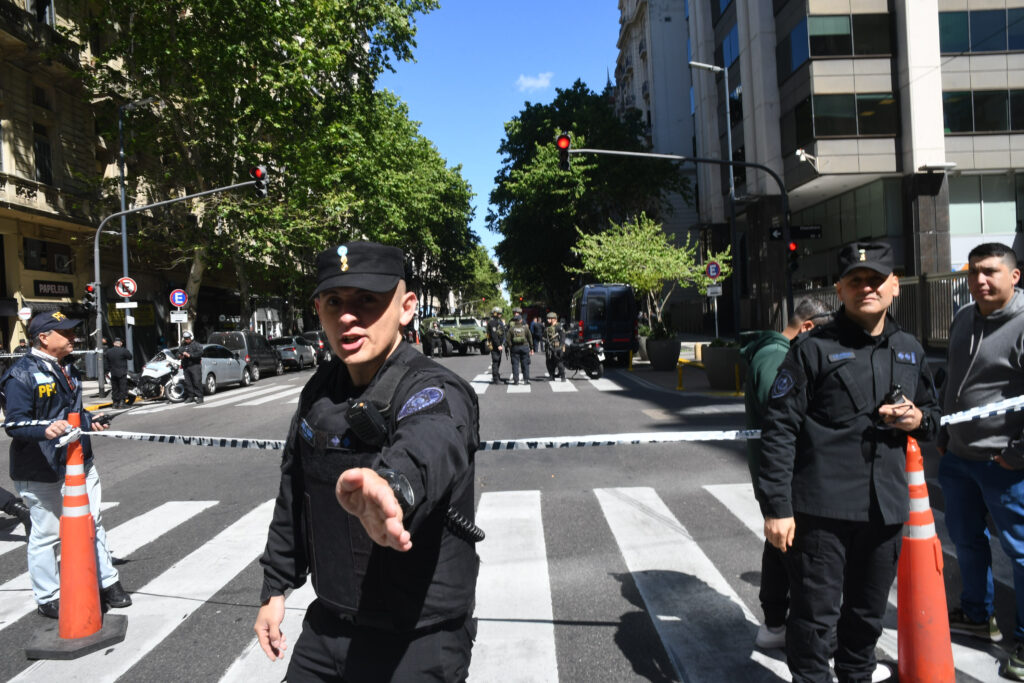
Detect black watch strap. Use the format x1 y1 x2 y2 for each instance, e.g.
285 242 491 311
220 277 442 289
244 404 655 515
376 469 415 515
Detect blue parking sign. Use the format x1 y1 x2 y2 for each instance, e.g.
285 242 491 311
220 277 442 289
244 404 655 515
170 289 188 307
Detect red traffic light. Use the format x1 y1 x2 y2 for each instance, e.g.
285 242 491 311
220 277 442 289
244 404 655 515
249 166 266 180
555 134 571 150
85 284 95 293
788 241 798 252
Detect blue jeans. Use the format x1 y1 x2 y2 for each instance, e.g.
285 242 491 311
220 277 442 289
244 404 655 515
15 464 119 605
938 451 1024 641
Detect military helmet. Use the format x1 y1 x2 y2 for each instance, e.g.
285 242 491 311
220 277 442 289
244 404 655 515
546 311 557 319
491 306 501 315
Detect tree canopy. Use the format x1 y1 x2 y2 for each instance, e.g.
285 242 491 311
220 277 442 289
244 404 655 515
76 0 478 325
487 80 689 310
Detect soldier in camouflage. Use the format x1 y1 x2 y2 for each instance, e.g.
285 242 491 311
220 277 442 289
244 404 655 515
485 307 506 384
544 312 566 382
505 313 534 385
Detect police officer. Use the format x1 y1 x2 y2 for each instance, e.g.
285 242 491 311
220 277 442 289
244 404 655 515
254 241 480 681
13 338 28 355
544 312 567 381
759 242 940 682
104 337 133 407
0 311 131 618
178 331 204 404
485 306 505 384
505 312 534 385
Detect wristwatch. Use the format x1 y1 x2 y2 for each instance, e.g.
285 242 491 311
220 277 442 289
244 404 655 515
376 469 415 515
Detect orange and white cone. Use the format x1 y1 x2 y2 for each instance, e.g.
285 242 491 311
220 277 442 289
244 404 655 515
57 412 102 640
897 436 955 682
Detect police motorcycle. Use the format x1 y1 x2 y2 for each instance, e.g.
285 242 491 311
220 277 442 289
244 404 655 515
137 349 187 401
104 369 142 404
562 324 605 379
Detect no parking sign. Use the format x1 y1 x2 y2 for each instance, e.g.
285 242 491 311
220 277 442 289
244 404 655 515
170 289 188 308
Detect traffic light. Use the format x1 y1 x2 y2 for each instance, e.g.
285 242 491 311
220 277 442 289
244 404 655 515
788 241 799 272
249 165 268 198
82 282 97 310
556 134 571 171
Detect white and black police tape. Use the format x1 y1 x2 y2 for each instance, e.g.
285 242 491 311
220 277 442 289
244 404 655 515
6 392 1024 452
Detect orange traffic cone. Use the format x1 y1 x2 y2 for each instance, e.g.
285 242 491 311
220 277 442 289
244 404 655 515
57 412 102 639
897 436 955 682
24 412 127 660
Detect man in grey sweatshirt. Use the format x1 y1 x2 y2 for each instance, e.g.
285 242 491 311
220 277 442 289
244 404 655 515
939 242 1024 681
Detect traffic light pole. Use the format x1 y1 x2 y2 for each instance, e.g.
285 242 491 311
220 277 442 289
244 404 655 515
91 179 259 396
569 147 794 315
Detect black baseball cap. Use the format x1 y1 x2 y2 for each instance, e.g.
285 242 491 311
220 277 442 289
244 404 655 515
838 241 894 279
27 311 80 338
312 241 405 297
114 337 124 343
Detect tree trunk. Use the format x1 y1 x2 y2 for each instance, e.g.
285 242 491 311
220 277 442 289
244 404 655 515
185 244 207 335
235 252 251 329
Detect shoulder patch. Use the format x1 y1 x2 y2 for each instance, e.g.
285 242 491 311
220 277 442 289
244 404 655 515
770 369 796 399
398 387 445 421
894 350 917 364
827 351 855 362
32 372 52 385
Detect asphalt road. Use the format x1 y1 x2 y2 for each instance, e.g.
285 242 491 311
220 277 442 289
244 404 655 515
0 349 1011 681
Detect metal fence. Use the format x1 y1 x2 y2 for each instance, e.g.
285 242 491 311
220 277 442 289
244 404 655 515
796 271 970 348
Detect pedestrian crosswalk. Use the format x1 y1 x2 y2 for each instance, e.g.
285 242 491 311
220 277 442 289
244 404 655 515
470 372 622 395
123 382 303 415
0 483 1011 681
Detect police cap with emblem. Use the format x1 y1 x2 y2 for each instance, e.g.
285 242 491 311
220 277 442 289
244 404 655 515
27 311 80 338
838 241 894 279
313 241 405 297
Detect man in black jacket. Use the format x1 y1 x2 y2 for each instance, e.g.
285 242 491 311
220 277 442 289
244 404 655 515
254 241 480 681
104 337 133 406
485 307 505 384
759 242 940 682
178 331 204 404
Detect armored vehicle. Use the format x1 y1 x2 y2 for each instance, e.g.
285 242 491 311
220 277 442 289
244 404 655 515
420 316 488 356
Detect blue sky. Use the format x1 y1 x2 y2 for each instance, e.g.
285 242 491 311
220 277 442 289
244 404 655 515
377 0 622 257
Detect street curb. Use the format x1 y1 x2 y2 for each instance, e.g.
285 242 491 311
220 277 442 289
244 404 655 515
608 368 746 400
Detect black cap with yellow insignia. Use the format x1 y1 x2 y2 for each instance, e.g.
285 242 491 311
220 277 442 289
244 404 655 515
27 311 80 338
837 241 894 279
312 241 405 297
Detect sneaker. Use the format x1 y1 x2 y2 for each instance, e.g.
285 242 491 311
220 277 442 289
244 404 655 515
1000 641 1024 681
101 581 132 608
755 623 786 649
37 599 59 619
949 607 1002 642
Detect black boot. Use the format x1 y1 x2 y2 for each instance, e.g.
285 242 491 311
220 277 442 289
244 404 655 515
4 499 31 537
101 581 132 608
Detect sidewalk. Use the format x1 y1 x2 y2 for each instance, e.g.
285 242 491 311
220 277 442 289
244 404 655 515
613 336 744 398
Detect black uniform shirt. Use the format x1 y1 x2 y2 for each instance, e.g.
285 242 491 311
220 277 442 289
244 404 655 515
486 317 505 347
758 311 939 525
104 346 133 377
259 342 480 629
179 340 203 368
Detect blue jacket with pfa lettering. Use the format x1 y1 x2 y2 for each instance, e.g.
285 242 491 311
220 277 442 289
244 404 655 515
1 351 95 482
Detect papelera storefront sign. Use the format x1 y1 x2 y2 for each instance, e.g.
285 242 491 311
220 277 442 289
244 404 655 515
33 280 73 298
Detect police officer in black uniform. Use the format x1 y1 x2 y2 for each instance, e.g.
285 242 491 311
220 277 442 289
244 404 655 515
254 241 481 681
758 242 940 682
178 331 204 404
485 306 505 384
505 312 533 385
104 337 133 406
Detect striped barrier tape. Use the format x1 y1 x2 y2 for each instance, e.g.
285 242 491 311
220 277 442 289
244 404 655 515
4 393 1024 452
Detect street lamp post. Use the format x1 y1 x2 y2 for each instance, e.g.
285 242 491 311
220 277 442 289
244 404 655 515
689 60 741 336
117 96 158 371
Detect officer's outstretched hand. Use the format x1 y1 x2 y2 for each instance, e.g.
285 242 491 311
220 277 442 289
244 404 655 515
254 595 287 661
877 398 923 432
336 468 413 552
765 516 796 553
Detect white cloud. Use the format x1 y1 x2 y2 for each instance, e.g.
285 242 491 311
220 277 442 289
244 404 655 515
516 72 554 92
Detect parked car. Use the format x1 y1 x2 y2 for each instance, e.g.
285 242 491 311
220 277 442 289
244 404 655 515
269 335 317 370
570 283 638 365
195 343 254 395
300 330 332 363
206 330 283 380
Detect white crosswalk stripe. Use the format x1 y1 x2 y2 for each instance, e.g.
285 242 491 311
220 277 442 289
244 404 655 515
0 482 1002 681
0 501 118 560
236 386 304 406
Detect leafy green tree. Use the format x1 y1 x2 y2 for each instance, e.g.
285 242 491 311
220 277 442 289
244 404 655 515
79 0 463 320
572 212 731 337
488 80 690 309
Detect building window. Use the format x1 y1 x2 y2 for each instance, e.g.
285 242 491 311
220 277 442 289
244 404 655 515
974 90 1009 131
779 96 813 154
813 94 857 136
30 0 53 26
729 83 742 129
971 10 1007 52
721 24 739 68
1011 91 1024 130
33 86 50 109
949 175 1017 235
776 18 809 83
23 238 73 274
33 124 52 185
943 91 973 132
809 16 852 56
852 14 891 55
856 94 898 135
940 9 1024 53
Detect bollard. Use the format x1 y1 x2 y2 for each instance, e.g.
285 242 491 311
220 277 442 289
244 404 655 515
677 362 683 391
628 351 633 372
